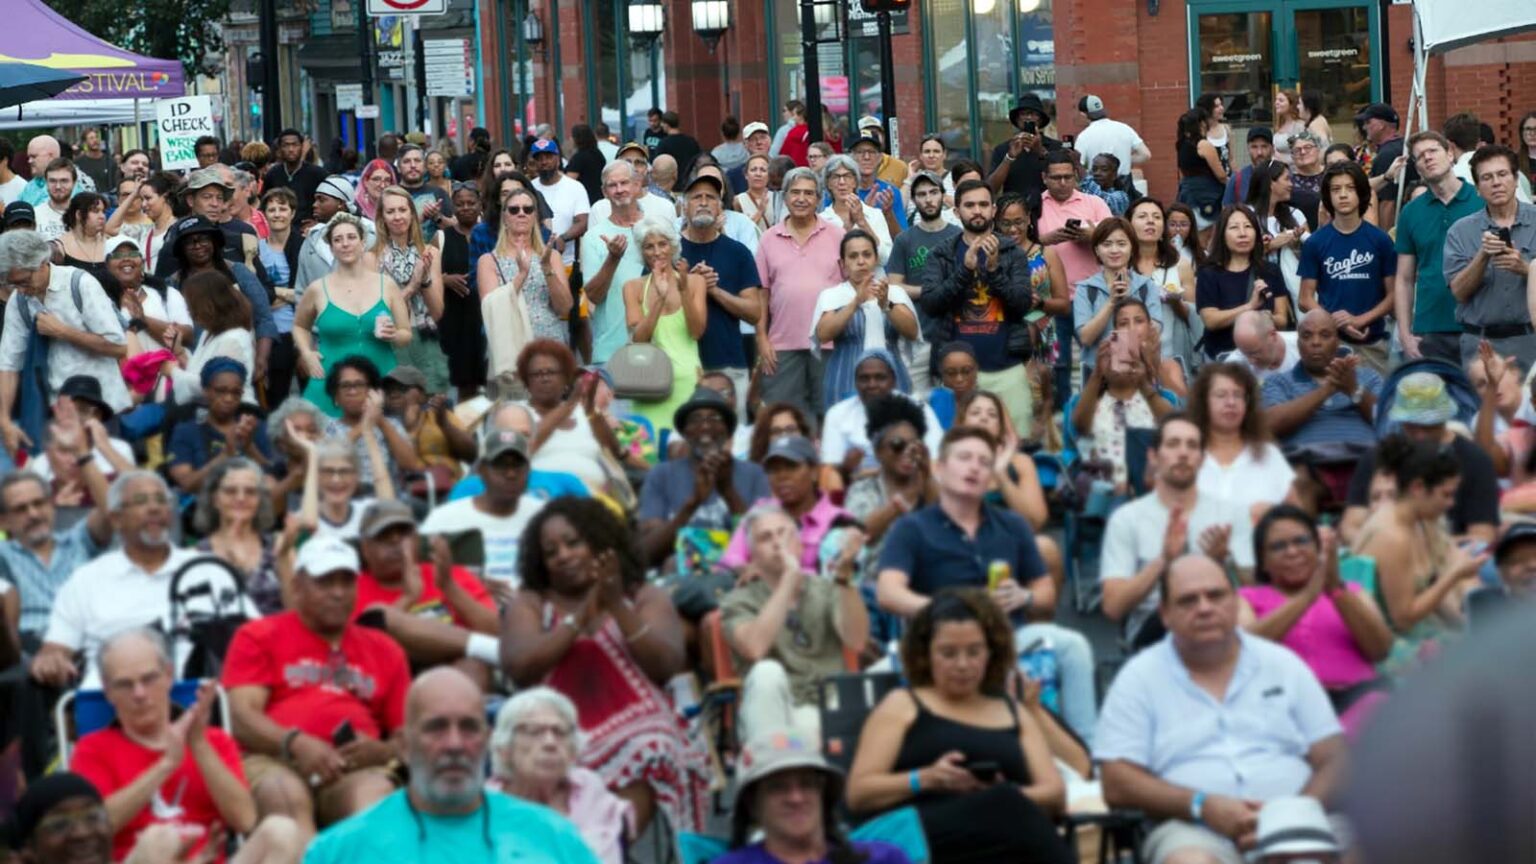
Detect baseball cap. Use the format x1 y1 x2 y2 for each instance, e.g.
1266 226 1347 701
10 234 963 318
9 773 103 851
683 172 724 196
850 134 883 152
3 201 35 227
359 499 417 540
857 115 882 131
763 434 818 466
1355 102 1400 126
383 365 428 392
909 170 945 194
742 121 770 139
105 235 142 258
1495 522 1536 564
480 428 530 464
530 138 560 156
172 215 223 244
1078 95 1107 120
295 535 360 578
1246 126 1274 144
185 167 234 192
617 141 649 159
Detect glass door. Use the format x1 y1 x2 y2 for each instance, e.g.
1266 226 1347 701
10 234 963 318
1190 8 1275 173
1189 0 1379 164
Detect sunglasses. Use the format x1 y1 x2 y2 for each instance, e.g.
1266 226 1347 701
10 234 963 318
506 204 536 215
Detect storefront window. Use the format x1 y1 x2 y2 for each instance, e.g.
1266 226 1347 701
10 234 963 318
1295 6 1372 145
594 0 622 131
628 37 665 140
1195 10 1274 169
772 0 847 144
970 0 1015 156
929 0 971 156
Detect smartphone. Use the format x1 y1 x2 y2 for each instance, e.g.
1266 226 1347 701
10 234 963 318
332 719 357 747
1065 218 1082 230
1496 226 1514 246
1061 134 1075 147
356 607 388 631
1109 331 1137 373
965 760 1001 782
1022 120 1037 134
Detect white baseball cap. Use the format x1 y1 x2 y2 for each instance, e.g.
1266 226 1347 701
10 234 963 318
857 115 882 131
743 121 770 139
295 535 360 578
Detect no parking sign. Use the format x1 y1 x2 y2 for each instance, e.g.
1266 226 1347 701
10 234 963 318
366 0 447 14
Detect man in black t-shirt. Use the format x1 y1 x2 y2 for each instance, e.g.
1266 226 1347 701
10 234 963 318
889 172 961 393
262 128 327 226
1358 103 1416 228
451 128 492 184
987 94 1063 208
653 111 703 192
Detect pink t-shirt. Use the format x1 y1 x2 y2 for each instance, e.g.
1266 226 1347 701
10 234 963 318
719 494 850 571
756 218 846 351
1240 584 1376 689
1039 190 1113 293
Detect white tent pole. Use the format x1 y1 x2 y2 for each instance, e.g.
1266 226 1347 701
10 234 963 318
1396 6 1428 221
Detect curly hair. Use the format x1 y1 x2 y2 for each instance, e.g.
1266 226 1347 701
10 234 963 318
62 192 106 232
324 354 382 399
515 339 577 391
749 402 816 462
1187 362 1271 455
1251 504 1318 585
864 393 927 443
517 497 645 594
900 589 1014 694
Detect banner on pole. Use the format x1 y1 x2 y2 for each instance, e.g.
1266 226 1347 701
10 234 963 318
155 96 215 170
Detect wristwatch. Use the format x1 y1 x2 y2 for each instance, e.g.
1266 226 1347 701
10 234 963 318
560 612 579 632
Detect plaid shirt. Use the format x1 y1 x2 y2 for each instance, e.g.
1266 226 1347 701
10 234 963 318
0 518 102 636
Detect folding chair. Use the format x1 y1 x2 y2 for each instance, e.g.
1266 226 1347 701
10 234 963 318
55 680 231 765
818 671 902 776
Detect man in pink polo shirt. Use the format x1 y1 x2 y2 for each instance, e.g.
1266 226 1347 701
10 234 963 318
1037 149 1113 290
755 166 846 414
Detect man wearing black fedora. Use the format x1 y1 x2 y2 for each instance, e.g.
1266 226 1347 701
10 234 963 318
987 94 1064 205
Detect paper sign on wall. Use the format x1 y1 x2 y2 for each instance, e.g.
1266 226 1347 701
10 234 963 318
156 96 215 170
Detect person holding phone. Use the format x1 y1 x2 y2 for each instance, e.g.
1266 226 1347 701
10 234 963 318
847 588 1072 864
1445 144 1536 369
1073 216 1166 377
1196 206 1291 359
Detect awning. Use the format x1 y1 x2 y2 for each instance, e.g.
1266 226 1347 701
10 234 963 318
0 0 185 100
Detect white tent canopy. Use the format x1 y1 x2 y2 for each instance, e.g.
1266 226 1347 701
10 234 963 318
0 98 144 130
1413 0 1536 55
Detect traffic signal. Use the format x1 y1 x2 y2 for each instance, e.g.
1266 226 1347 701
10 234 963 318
861 0 909 13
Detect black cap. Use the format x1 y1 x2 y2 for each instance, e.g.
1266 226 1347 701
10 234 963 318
173 215 223 247
3 201 34 227
1246 126 1274 144
1355 102 1400 126
1496 522 1536 564
673 386 737 435
9 773 103 850
763 434 818 466
682 172 725 196
850 134 883 152
58 376 114 419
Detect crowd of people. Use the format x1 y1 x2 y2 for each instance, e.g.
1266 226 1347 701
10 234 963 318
0 94 1535 864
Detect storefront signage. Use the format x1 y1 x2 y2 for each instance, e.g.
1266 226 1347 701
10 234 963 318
156 96 216 170
845 5 909 38
367 0 447 15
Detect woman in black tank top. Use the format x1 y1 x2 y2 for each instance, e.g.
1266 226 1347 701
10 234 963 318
847 590 1073 864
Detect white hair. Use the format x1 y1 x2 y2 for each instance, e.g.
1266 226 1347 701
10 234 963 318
601 160 636 182
491 687 585 772
106 470 170 513
632 216 681 262
0 230 54 272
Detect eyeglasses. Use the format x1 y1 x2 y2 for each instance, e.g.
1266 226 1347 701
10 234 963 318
997 219 1028 231
941 364 977 378
826 171 856 182
218 485 261 498
123 492 171 509
320 466 357 478
35 805 110 839
1265 535 1317 554
336 380 370 391
107 249 142 261
525 367 564 379
882 436 914 453
506 204 536 215
515 722 573 741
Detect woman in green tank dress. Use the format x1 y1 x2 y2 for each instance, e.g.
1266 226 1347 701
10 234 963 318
292 213 412 416
621 217 706 437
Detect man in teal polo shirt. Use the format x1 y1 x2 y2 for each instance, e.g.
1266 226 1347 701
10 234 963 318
1395 131 1484 364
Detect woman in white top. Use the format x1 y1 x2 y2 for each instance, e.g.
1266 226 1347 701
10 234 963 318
1197 93 1233 175
1189 361 1297 568
810 228 919 412
132 173 180 274
818 154 893 263
1245 161 1311 308
1129 198 1202 380
902 134 956 207
735 154 779 235
162 270 258 404
1300 92 1333 148
104 177 155 243
1271 89 1307 165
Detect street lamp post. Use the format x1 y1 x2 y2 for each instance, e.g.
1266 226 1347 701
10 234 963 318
628 0 665 114
798 0 842 142
258 0 282 137
522 9 544 135
690 0 730 52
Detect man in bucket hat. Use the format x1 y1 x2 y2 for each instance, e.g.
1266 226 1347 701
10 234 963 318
1339 370 1499 545
987 93 1064 204
720 732 909 864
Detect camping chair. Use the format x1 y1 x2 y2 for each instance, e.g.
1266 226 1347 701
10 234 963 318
55 680 230 765
818 671 903 776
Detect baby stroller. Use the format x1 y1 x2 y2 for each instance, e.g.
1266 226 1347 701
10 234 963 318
166 554 255 680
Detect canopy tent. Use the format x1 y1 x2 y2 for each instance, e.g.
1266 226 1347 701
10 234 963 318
0 0 184 127
1398 0 1536 212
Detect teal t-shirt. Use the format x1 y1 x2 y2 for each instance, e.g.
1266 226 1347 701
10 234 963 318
1394 180 1484 334
303 790 602 864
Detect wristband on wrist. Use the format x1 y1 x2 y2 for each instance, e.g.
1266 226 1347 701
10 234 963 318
908 770 922 793
1190 790 1207 824
280 728 302 763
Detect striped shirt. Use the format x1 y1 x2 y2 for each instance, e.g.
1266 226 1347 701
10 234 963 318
0 519 103 636
1260 358 1382 448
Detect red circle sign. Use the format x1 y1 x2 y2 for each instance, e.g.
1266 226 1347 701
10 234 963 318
378 0 432 8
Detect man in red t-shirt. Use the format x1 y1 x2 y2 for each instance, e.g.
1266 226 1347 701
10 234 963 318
222 536 408 841
351 500 500 688
70 628 301 863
